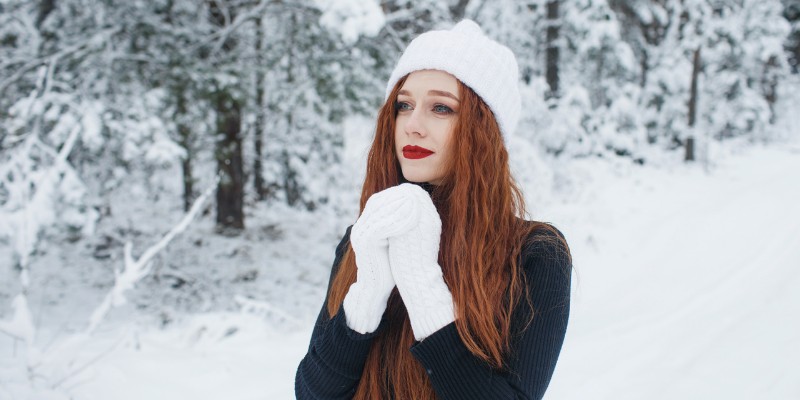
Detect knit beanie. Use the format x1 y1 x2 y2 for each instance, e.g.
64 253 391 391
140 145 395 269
385 19 521 138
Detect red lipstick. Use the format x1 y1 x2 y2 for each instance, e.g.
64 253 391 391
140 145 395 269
402 145 434 159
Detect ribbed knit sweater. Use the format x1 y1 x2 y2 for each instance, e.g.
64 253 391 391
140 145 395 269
295 224 572 399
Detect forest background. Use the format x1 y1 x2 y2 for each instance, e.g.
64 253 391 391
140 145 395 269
1 0 799 398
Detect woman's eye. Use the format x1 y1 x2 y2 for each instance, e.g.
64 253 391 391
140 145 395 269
433 104 454 114
394 101 412 112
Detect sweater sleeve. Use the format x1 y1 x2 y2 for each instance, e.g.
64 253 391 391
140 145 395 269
409 226 572 400
295 225 387 399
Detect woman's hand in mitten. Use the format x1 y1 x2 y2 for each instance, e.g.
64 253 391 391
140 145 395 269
387 185 455 341
342 184 422 334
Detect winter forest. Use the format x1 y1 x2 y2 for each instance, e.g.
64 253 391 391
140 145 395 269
1 0 799 398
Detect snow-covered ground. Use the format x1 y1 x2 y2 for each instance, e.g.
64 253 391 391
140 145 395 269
2 136 799 399
546 139 800 399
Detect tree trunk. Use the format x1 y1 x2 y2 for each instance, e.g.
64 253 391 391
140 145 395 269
684 137 695 162
282 11 300 206
784 2 799 73
545 0 560 100
207 0 244 232
688 47 701 128
686 46 701 162
762 55 779 124
180 145 194 212
215 91 245 232
281 148 300 207
640 50 648 88
253 14 267 201
176 89 195 212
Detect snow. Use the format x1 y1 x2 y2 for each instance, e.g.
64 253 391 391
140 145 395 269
546 140 800 399
2 133 798 399
0 295 36 344
316 0 385 45
80 102 104 153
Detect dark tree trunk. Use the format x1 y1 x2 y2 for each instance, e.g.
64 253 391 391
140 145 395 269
206 0 244 232
176 89 195 212
281 148 300 207
640 50 648 88
214 91 245 232
685 137 695 162
688 47 701 129
686 46 701 162
253 15 267 201
180 145 194 212
762 55 779 124
545 0 560 100
783 1 799 73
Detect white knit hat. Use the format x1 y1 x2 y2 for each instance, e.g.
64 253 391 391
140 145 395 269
385 19 521 138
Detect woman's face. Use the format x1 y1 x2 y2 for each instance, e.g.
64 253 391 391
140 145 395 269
394 70 459 186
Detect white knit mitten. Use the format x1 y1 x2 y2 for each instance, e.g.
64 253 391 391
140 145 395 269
388 185 455 341
342 184 421 334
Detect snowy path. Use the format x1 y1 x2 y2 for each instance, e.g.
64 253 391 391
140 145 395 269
547 143 800 399
2 142 799 399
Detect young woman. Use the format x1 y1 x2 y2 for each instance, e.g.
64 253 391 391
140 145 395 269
295 19 572 400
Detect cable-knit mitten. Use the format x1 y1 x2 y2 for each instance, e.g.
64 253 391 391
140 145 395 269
342 184 421 334
387 184 455 341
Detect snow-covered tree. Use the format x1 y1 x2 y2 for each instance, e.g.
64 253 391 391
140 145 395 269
699 0 789 141
782 0 800 73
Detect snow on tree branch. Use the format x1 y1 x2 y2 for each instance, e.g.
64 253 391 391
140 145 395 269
316 0 385 45
0 27 118 96
85 176 220 335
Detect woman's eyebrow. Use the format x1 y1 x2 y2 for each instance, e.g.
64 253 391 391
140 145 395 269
398 89 460 102
428 90 459 102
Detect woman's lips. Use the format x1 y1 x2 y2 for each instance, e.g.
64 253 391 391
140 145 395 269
402 145 434 159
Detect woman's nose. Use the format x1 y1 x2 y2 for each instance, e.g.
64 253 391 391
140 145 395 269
404 108 426 137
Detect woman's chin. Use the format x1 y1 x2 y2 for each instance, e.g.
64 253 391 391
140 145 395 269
400 164 446 185
401 173 430 184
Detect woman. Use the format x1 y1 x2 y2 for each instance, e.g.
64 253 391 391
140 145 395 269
295 19 572 399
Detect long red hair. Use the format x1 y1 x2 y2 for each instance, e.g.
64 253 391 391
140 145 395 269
327 74 570 399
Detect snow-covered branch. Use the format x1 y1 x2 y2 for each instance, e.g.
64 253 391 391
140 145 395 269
0 28 118 96
85 176 220 335
15 116 82 275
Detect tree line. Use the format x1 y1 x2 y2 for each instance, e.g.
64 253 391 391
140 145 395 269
0 0 797 248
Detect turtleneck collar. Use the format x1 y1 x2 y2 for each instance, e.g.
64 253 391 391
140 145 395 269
416 182 436 195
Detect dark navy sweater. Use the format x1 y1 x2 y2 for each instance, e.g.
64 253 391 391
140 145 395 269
295 224 572 399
